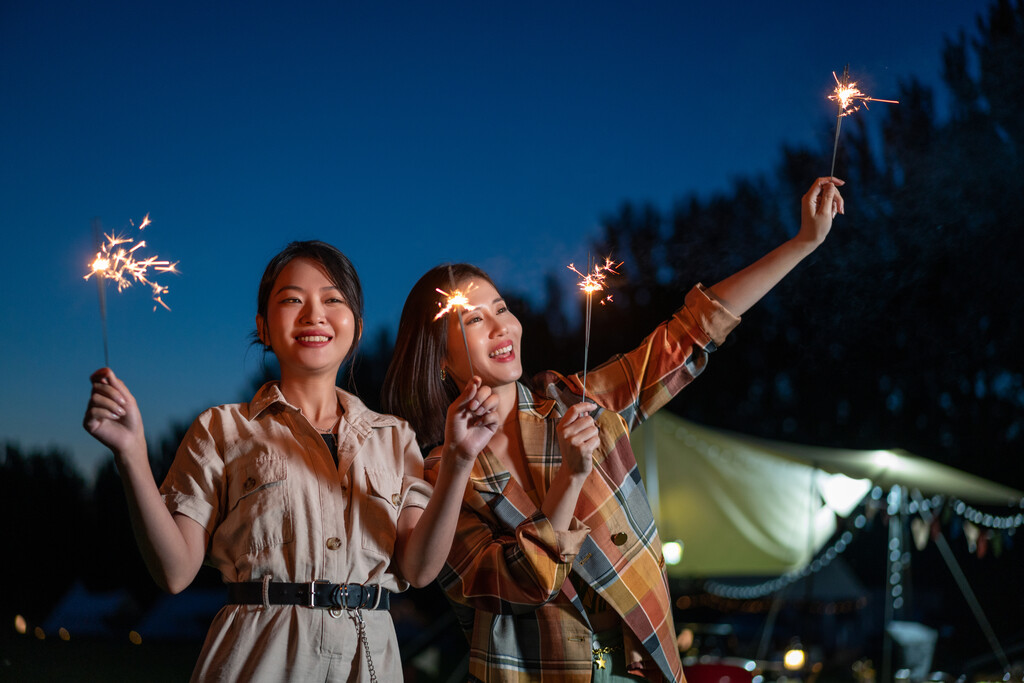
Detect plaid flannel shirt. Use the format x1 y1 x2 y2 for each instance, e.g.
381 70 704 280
423 284 740 682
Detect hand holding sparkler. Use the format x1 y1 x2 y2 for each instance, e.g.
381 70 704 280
567 255 621 402
555 402 599 477
83 367 147 461
828 65 898 175
801 177 846 241
443 377 500 463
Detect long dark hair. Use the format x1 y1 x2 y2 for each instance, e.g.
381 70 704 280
254 240 364 368
382 263 496 448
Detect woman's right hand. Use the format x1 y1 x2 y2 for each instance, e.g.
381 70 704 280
83 368 146 462
556 402 599 478
443 377 499 467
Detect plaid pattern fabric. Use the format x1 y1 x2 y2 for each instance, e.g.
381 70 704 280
424 285 740 682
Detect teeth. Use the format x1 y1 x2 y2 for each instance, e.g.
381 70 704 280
298 335 329 342
489 343 513 358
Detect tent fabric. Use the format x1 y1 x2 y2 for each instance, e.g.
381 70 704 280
630 413 1023 578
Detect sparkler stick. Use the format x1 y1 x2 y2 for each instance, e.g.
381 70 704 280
567 255 621 403
91 218 110 367
435 269 475 379
84 214 179 363
828 65 899 175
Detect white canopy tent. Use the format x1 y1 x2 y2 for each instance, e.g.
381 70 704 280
630 412 1023 578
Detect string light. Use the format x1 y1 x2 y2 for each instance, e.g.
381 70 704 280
915 493 1024 530
704 529 857 600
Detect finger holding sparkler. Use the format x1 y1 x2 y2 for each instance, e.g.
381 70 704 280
555 402 599 477
435 271 476 379
83 367 146 457
567 255 621 403
802 177 846 242
444 377 501 464
828 65 899 176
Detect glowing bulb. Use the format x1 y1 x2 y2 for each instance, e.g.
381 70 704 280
784 644 806 670
663 541 683 565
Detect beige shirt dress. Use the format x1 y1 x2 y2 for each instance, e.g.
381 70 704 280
160 382 431 682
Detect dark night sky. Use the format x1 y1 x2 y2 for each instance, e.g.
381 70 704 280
0 1 989 478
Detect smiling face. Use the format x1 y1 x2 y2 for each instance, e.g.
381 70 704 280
444 278 523 389
257 257 357 379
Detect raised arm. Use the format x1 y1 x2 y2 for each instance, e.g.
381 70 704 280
394 378 497 587
83 368 207 594
707 177 844 316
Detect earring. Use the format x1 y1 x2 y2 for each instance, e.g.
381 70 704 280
440 367 447 381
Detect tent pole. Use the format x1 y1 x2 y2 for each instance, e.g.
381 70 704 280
806 464 818 602
909 490 1009 671
756 594 784 661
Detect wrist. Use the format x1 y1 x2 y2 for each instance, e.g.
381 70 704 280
788 233 822 255
113 436 148 465
554 465 589 489
443 441 478 467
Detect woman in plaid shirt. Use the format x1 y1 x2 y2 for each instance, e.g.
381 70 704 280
382 178 844 681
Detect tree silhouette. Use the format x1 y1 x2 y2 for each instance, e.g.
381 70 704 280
0 444 89 620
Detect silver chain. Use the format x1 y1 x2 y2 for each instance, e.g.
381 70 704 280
353 609 378 683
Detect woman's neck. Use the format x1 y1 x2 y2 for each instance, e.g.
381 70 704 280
491 381 519 426
279 372 341 426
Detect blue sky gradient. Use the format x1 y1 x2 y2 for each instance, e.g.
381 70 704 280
0 1 987 479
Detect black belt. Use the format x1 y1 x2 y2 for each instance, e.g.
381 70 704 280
228 581 391 610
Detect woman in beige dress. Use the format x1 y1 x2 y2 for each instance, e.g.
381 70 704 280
84 240 499 681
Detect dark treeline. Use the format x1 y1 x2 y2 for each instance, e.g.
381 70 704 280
586 0 1024 490
3 0 1021 646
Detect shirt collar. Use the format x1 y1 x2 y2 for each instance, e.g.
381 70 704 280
515 380 557 419
246 381 402 434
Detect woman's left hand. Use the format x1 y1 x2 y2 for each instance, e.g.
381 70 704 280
799 176 845 246
555 402 599 479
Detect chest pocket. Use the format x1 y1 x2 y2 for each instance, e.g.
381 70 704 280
359 468 401 558
222 454 294 558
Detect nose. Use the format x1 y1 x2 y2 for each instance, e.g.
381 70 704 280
301 299 325 324
489 316 507 337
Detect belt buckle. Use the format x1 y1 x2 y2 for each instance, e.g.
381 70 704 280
338 583 350 609
309 579 331 608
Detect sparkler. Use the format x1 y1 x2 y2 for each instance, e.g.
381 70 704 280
434 270 475 379
828 65 899 175
84 214 179 365
567 255 621 402
90 218 110 367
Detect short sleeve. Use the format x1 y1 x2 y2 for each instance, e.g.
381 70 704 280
159 411 223 538
397 421 432 512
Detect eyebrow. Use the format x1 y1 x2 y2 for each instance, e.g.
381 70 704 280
461 297 503 315
273 284 342 296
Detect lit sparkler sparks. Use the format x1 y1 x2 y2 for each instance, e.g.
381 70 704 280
567 255 622 402
434 282 475 321
828 65 899 175
85 213 179 310
435 274 476 379
84 214 179 365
